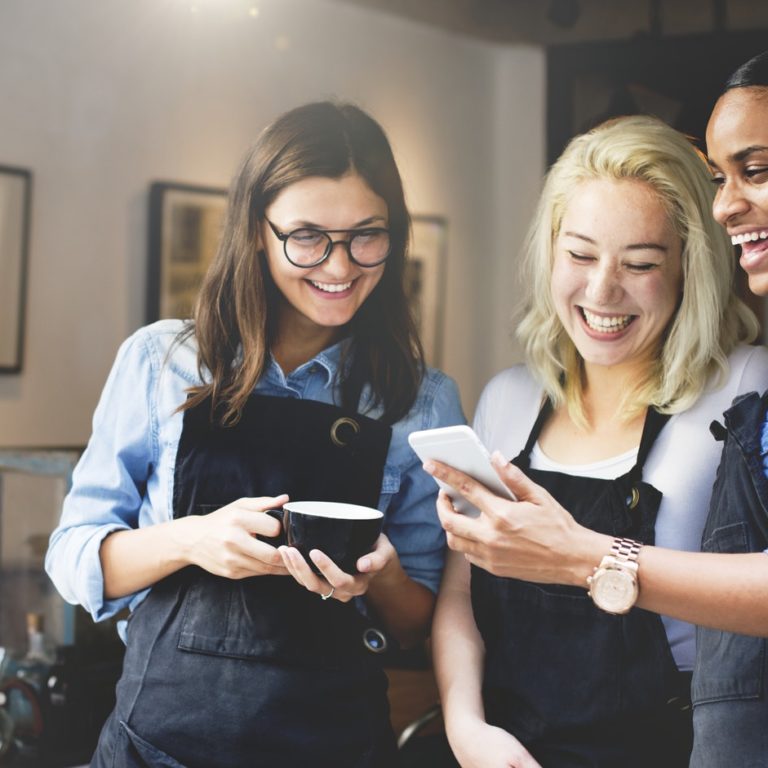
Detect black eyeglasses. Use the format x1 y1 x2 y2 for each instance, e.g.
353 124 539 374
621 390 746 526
265 219 391 268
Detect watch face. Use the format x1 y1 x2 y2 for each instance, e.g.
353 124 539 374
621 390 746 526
591 568 637 614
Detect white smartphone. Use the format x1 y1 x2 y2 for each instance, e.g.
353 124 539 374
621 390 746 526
408 425 516 517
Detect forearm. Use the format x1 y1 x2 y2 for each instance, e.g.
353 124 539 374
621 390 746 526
529 525 768 637
365 562 435 648
635 548 768 636
432 553 486 731
100 516 197 599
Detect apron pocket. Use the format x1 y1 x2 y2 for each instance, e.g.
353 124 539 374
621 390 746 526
177 573 370 669
475 576 623 735
116 721 189 768
701 521 750 553
473 573 675 738
693 629 765 704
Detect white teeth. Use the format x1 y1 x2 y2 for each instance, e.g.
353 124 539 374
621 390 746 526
582 308 632 333
310 280 352 293
731 231 768 245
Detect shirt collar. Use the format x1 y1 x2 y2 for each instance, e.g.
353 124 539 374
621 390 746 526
267 336 353 388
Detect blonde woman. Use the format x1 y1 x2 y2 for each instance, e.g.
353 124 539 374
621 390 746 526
429 115 768 767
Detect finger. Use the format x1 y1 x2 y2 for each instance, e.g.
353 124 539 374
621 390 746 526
278 546 312 588
423 460 502 516
282 547 340 597
436 491 484 544
308 550 356 590
234 494 290 512
245 513 283 539
489 454 545 503
356 534 393 574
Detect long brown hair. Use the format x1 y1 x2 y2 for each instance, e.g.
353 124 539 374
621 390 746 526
180 101 424 425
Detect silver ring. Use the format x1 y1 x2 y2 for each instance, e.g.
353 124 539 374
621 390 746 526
321 586 335 601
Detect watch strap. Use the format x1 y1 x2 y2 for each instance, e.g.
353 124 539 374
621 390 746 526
610 537 642 564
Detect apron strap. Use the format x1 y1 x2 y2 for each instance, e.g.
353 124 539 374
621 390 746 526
515 397 552 469
629 407 671 481
515 398 670 480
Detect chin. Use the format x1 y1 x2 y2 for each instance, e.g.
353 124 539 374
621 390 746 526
747 273 768 299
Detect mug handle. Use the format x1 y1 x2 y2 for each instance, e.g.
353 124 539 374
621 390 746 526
262 508 287 547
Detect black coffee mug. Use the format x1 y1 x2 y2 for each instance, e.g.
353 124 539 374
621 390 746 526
268 501 383 575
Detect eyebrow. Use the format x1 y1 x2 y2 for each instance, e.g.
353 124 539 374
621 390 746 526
562 231 668 253
708 145 768 169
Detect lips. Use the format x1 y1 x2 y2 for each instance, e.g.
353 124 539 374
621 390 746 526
308 280 353 293
580 307 634 334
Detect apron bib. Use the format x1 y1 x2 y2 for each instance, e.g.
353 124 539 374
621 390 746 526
472 403 692 767
92 394 396 768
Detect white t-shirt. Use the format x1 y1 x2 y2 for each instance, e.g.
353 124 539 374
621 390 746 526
473 344 768 671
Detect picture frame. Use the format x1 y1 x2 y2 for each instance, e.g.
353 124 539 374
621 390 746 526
407 216 447 368
146 181 228 322
0 165 31 373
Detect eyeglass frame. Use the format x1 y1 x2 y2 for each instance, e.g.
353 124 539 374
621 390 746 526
264 218 391 269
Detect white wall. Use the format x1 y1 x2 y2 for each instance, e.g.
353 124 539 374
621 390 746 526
0 0 545 446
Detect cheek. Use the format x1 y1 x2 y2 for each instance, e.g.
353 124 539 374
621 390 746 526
644 278 681 325
550 261 579 306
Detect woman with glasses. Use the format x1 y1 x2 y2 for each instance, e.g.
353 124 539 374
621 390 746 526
427 114 768 767
45 101 465 768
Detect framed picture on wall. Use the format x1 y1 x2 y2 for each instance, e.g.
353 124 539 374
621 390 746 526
407 215 447 368
146 181 228 322
0 165 31 373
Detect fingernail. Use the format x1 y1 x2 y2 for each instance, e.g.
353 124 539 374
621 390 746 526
358 557 371 572
423 460 435 473
491 451 505 466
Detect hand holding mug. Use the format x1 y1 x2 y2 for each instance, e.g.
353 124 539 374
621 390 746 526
178 494 290 579
280 532 397 602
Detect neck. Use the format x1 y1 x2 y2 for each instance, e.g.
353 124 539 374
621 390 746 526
581 358 653 427
271 306 342 374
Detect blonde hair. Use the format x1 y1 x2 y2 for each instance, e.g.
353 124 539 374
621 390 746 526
516 115 758 426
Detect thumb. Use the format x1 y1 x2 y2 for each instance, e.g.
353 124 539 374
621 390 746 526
490 452 541 502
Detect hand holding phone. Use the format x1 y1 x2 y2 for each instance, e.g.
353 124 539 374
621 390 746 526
408 425 516 517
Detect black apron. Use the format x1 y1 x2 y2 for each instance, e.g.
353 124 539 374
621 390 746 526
91 394 397 768
471 402 692 767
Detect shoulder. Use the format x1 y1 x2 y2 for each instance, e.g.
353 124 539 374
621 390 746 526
474 364 542 451
724 344 768 386
119 319 201 386
408 367 466 429
674 345 768 427
477 364 541 413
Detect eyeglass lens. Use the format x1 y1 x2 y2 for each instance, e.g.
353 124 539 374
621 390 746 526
285 228 390 267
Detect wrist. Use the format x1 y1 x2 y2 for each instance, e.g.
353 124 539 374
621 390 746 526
587 536 643 614
566 527 614 588
166 515 199 568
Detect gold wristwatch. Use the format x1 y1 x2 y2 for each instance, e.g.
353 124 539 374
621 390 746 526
587 537 642 615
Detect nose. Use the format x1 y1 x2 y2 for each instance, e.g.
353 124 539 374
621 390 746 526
585 262 623 306
320 239 354 277
712 180 750 227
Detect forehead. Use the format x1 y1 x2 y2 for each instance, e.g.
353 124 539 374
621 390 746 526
560 178 672 232
266 172 387 225
706 88 768 160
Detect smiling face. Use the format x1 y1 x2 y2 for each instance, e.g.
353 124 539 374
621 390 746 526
262 172 388 349
707 87 768 296
551 178 683 376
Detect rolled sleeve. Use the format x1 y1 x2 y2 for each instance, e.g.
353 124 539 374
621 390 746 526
384 373 466 593
45 331 157 621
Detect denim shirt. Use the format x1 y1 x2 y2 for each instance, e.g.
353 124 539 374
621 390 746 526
45 320 466 624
